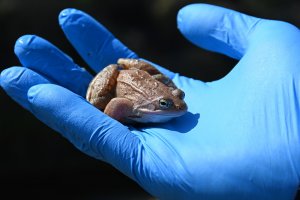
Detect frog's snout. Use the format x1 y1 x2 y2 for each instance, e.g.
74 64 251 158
175 102 188 111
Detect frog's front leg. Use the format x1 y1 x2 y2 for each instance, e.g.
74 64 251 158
104 97 134 123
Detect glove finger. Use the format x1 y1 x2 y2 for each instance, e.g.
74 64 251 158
177 3 260 60
59 8 138 73
59 8 179 79
27 83 141 181
14 35 93 97
1 67 50 110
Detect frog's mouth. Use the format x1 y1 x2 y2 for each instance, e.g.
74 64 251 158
130 109 187 123
140 109 187 116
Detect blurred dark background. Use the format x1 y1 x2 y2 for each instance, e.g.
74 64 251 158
1 0 300 199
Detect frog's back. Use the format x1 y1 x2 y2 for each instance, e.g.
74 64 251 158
116 69 170 103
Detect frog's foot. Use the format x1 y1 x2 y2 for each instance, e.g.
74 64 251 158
104 97 134 123
117 58 161 75
86 64 119 110
117 58 177 88
152 74 177 88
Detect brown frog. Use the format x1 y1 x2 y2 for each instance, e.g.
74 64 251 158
86 58 187 123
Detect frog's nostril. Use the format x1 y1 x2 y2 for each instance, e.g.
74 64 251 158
176 103 187 111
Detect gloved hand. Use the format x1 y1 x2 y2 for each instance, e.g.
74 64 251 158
1 4 300 200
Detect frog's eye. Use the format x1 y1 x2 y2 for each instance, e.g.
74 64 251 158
159 99 173 109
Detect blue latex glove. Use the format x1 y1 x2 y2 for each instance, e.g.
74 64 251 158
1 4 300 199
